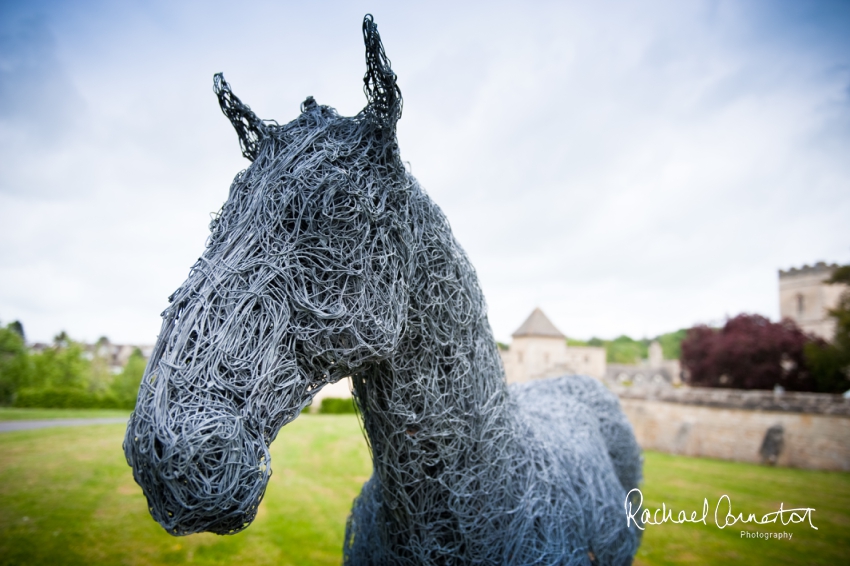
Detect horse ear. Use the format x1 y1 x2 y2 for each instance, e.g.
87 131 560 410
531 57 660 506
213 73 266 161
362 14 403 131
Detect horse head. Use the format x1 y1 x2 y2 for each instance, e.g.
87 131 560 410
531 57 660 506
124 14 414 536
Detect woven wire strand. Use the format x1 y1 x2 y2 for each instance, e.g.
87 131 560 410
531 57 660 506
124 14 642 565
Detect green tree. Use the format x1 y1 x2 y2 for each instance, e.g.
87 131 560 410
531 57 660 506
28 336 90 391
607 335 649 364
582 329 714 365
804 265 850 392
655 329 688 360
0 321 31 405
111 348 146 409
584 335 649 364
828 265 850 348
88 336 114 394
7 320 24 340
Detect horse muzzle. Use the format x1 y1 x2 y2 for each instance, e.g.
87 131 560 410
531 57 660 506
124 407 271 535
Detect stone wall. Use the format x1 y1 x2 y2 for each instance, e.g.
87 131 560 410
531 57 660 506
615 386 850 471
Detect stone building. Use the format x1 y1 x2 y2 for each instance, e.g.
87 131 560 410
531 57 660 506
500 308 606 383
779 262 847 341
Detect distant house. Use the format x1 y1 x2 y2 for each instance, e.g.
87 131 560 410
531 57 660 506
500 308 606 383
779 262 847 341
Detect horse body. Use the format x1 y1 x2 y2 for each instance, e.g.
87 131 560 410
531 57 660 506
344 192 517 562
124 15 641 565
340 180 640 564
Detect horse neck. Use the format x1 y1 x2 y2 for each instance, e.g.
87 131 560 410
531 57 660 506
354 317 511 432
352 194 515 505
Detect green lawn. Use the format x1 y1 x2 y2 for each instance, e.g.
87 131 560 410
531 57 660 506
0 414 847 565
634 452 850 565
0 415 370 566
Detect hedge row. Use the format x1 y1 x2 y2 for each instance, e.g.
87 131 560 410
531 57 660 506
13 387 135 410
319 397 358 414
14 387 356 414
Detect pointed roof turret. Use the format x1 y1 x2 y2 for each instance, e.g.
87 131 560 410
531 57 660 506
511 308 565 338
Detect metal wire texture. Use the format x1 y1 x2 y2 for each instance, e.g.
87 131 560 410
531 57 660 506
124 14 642 565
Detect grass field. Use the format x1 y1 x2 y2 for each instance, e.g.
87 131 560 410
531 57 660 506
0 410 848 565
632 452 850 565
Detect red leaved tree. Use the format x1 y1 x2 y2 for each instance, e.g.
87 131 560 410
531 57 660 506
681 314 817 391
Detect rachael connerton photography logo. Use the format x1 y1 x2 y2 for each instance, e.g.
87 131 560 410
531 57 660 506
624 488 817 533
741 530 794 540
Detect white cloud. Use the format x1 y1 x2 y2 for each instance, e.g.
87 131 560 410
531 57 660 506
1 0 848 344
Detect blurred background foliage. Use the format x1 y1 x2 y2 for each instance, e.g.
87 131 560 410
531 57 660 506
0 321 144 409
568 330 688 364
2 262 848 407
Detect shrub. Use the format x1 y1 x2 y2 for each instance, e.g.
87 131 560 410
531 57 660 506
28 340 90 390
681 314 818 391
13 387 123 409
805 264 850 392
656 329 688 360
607 336 648 364
110 349 146 409
319 397 358 414
805 340 850 393
1 325 144 410
0 321 30 405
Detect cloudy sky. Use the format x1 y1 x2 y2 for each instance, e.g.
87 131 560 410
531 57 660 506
1 0 848 345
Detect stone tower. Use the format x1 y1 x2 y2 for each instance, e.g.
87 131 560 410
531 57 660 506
500 308 606 383
779 262 846 341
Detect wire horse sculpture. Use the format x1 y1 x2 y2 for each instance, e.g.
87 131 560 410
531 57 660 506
124 14 642 565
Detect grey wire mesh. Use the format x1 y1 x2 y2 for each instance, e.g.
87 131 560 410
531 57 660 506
124 14 642 565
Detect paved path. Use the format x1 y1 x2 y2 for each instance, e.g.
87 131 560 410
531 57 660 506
0 417 128 432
